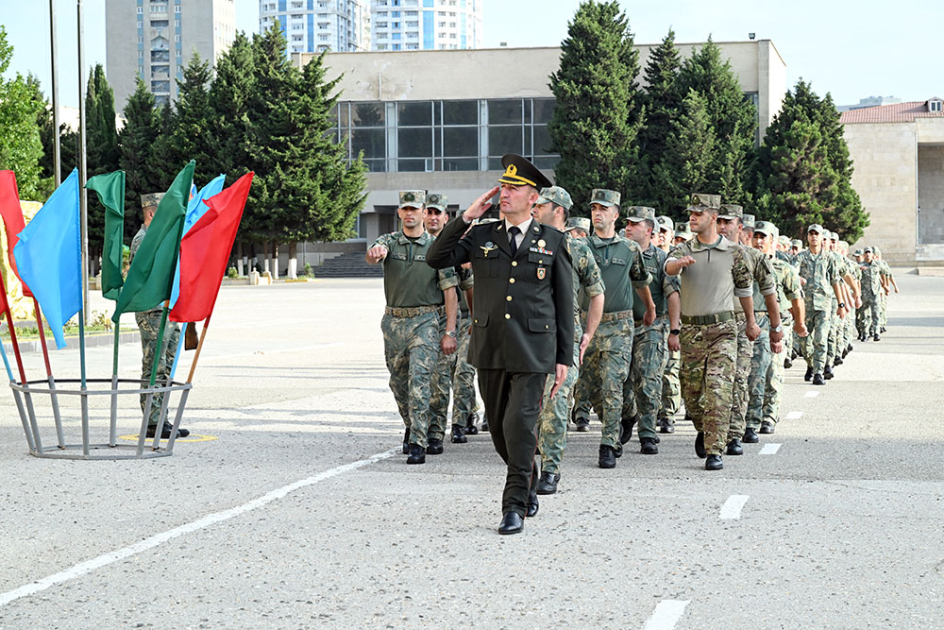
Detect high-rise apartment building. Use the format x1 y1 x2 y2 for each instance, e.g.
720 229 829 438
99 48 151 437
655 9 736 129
369 0 482 52
258 0 371 55
106 0 236 109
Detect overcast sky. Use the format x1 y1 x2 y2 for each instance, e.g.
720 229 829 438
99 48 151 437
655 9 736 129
2 0 940 109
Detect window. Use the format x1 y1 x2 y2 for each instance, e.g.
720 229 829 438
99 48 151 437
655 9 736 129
174 5 180 12
137 7 143 13
931 100 943 113
137 21 143 28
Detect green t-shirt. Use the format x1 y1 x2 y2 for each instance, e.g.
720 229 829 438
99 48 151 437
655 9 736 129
633 244 678 320
585 234 651 314
372 231 458 308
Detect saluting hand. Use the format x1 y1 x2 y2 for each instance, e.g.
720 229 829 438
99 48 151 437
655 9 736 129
462 186 500 223
366 245 388 264
549 364 568 398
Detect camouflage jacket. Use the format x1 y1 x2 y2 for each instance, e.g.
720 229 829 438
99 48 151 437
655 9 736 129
796 249 840 311
568 234 604 333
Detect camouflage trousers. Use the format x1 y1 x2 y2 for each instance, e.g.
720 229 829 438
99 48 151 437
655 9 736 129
801 304 829 374
843 305 856 347
622 317 669 440
451 323 478 427
826 303 843 367
859 297 881 336
746 314 775 429
136 311 180 426
659 349 681 421
577 317 634 448
680 319 737 457
538 334 581 475
727 313 753 443
879 291 888 327
429 312 460 440
381 310 440 449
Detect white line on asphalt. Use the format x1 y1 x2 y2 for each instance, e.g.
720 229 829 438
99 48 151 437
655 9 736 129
805 391 820 398
719 495 750 520
643 600 690 630
786 411 804 420
0 447 399 609
759 443 781 455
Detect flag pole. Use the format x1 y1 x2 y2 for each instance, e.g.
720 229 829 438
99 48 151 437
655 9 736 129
49 0 61 187
32 300 65 448
0 272 42 452
77 0 89 325
109 304 121 447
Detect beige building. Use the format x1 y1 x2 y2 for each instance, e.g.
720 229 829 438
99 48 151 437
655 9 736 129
841 98 944 263
289 40 786 257
106 0 236 110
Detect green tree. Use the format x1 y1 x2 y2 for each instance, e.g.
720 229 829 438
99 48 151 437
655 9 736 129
165 52 217 186
119 77 162 242
815 92 868 241
84 63 121 260
548 0 644 213
0 27 46 201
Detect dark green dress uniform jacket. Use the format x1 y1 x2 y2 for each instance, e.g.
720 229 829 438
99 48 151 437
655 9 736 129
427 217 574 374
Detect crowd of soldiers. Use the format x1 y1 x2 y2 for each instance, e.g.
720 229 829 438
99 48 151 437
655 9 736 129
365 154 898 532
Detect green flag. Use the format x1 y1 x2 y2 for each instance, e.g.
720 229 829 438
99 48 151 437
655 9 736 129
112 161 195 322
86 170 126 301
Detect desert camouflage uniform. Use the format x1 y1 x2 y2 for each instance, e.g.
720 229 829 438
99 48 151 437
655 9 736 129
538 235 604 474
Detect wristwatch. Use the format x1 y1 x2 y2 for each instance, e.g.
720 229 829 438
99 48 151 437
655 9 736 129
445 330 457 338
772 324 783 333
838 302 846 309
670 329 680 336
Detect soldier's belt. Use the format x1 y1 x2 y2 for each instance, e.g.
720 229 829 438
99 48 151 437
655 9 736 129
754 310 769 317
598 310 634 323
634 313 667 327
384 305 444 318
681 311 736 326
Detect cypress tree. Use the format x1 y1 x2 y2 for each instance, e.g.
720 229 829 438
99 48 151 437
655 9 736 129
549 0 644 213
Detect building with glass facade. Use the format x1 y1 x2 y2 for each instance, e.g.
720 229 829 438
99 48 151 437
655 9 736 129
369 0 483 52
258 0 371 55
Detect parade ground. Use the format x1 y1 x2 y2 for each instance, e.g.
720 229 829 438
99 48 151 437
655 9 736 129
0 271 942 629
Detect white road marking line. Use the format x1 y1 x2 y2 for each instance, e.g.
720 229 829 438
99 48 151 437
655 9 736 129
720 495 750 520
759 443 781 455
643 600 690 630
805 391 820 398
786 411 804 420
0 447 399 609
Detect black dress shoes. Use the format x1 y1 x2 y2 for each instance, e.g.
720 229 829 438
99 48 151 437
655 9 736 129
536 471 560 495
526 491 539 518
427 438 444 455
402 428 410 454
451 424 468 444
742 427 759 443
804 366 813 382
726 439 743 456
640 437 659 455
695 432 706 458
705 454 723 471
598 444 617 468
760 421 775 434
813 373 825 385
574 417 590 432
498 512 523 535
619 415 637 445
406 443 425 464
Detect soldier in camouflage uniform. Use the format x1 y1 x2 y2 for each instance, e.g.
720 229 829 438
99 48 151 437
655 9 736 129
858 247 883 340
575 189 654 469
836 240 860 358
745 222 805 439
133 193 188 439
655 215 674 252
715 205 780 456
874 247 897 333
532 187 604 494
796 224 847 386
665 193 761 471
621 207 680 454
657 220 692 431
451 264 480 437
823 232 860 378
366 190 459 464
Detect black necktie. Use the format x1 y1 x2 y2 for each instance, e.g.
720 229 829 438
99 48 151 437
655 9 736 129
509 226 521 256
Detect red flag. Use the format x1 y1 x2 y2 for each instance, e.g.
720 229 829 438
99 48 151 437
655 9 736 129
170 173 253 323
0 171 32 298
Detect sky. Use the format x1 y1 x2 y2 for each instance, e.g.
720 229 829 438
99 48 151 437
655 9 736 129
1 0 941 109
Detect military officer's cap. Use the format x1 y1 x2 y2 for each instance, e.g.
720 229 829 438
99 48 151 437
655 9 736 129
398 190 426 209
656 215 674 233
863 246 873 253
498 153 552 190
426 193 447 211
687 193 721 213
589 189 621 208
141 192 164 209
626 206 656 223
718 204 743 221
535 186 573 211
791 239 802 248
807 223 824 234
565 217 592 232
742 213 756 230
675 222 693 237
754 221 778 237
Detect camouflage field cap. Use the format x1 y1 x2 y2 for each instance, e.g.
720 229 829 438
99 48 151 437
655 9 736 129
626 206 656 223
873 246 882 256
863 246 873 253
718 204 743 221
426 193 447 211
829 231 839 241
838 240 849 249
565 217 592 232
807 223 824 234
754 221 779 238
778 235 792 248
791 239 802 248
589 189 620 208
398 190 426 209
853 249 863 256
675 222 693 237
535 186 573 211
656 215 674 232
742 213 756 229
687 193 721 212
141 192 164 209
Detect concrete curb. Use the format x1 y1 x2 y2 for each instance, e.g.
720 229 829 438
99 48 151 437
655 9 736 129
2 330 140 355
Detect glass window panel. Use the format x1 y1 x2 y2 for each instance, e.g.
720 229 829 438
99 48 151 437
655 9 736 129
533 124 553 156
398 101 432 126
398 158 428 172
434 102 442 126
443 100 477 125
487 157 505 171
443 127 477 157
533 98 555 124
442 158 478 172
434 127 442 157
488 99 522 124
351 128 385 160
398 128 433 158
351 102 384 127
364 159 386 173
488 126 523 156
534 156 560 170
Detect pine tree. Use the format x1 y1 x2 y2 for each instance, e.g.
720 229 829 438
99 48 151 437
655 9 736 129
0 27 46 201
549 0 644 213
84 63 121 259
119 77 162 242
209 32 255 181
165 52 216 186
815 93 869 241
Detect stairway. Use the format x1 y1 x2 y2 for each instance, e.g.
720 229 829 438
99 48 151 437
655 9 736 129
315 251 384 278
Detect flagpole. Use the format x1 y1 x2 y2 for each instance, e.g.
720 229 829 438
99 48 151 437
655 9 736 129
32 300 65 448
0 272 42 452
110 306 121 447
77 0 89 324
49 0 61 187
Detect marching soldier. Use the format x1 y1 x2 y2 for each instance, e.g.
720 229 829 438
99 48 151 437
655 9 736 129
366 190 459 464
858 247 882 341
874 247 897 333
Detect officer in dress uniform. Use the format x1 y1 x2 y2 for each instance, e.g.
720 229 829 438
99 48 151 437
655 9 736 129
427 154 574 535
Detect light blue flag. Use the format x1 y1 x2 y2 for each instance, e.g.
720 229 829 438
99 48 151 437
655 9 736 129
169 174 226 310
14 169 82 350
